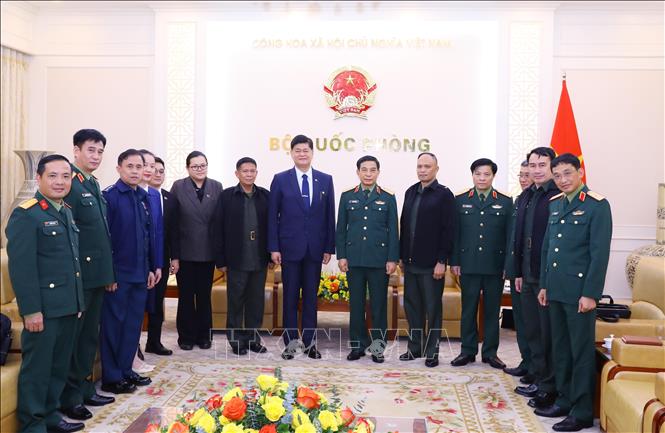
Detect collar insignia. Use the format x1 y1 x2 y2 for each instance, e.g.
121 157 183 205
492 190 497 199
39 199 49 210
77 173 85 183
579 191 586 202
468 190 474 198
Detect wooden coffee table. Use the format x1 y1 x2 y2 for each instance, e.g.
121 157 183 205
122 407 428 433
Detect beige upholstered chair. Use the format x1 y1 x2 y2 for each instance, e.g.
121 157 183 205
1 248 20 433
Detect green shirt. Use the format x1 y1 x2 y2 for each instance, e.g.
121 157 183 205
566 184 585 203
44 197 63 212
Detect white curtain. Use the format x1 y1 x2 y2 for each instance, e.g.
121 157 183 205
1 46 28 246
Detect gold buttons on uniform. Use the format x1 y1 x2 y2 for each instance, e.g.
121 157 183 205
480 211 484 215
557 234 562 238
362 236 366 240
86 257 91 262
364 206 368 210
379 207 382 210
480 223 484 227
553 262 557 267
76 272 80 277
381 243 385 246
578 273 584 277
574 221 579 225
363 226 367 230
49 283 55 288
52 231 57 235
478 247 483 251
560 220 565 224
363 216 367 220
554 248 559 252
479 235 483 239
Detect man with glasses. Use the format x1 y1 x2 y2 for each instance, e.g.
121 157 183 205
170 151 223 351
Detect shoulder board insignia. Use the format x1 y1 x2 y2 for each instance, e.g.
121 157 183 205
586 191 605 201
455 188 472 197
76 173 85 183
39 199 49 210
342 185 358 193
550 192 565 201
378 186 394 195
64 202 72 209
18 198 38 209
493 188 511 199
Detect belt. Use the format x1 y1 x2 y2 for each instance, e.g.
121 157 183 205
249 230 256 241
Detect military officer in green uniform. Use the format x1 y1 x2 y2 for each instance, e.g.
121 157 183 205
536 153 612 432
6 154 86 433
450 158 512 369
336 155 399 364
60 129 116 421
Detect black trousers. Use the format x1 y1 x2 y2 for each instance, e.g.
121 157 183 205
403 270 445 359
521 281 556 392
176 261 215 345
226 268 268 348
146 259 170 347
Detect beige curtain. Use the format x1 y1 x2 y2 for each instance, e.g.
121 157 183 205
1 46 28 246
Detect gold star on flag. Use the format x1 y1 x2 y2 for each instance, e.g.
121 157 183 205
345 74 355 85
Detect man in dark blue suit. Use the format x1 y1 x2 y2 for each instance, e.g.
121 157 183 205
268 134 336 360
100 149 158 394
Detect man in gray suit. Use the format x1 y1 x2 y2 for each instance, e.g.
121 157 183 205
169 151 223 350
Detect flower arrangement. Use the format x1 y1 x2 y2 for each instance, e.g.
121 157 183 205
146 370 374 433
317 273 350 302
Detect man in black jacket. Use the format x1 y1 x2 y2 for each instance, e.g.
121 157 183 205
513 147 561 411
398 152 456 367
215 157 271 355
145 157 179 356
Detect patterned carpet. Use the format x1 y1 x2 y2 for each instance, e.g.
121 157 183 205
84 359 545 433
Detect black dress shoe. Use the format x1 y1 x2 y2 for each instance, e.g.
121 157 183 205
425 356 439 368
450 353 475 367
281 349 294 360
371 354 384 364
47 419 85 433
126 372 152 387
305 346 322 359
504 365 528 376
529 391 557 409
514 383 539 397
399 351 421 361
520 373 536 384
482 356 506 369
198 340 212 350
145 343 173 356
61 405 92 421
534 404 570 418
178 342 193 351
231 346 248 355
347 350 366 361
101 380 136 394
83 393 115 406
552 416 593 432
249 343 267 353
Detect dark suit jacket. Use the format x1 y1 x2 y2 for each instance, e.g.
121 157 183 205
145 187 164 269
162 188 179 263
267 168 336 262
214 184 271 269
399 179 456 267
170 177 223 262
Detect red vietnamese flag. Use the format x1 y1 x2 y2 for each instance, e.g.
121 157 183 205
550 78 586 183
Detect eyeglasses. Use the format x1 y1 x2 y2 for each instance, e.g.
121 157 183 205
155 169 165 174
189 164 208 171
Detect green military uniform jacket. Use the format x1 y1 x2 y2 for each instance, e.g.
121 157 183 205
65 165 115 289
450 187 512 275
336 184 399 268
5 191 84 318
540 186 613 303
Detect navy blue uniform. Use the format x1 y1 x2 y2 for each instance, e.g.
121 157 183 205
100 180 155 385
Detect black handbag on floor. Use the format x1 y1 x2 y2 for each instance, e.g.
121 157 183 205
596 295 631 322
0 313 12 365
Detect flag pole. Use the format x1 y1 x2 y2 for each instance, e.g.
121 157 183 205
562 71 566 81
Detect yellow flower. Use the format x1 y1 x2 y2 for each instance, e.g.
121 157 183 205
276 381 289 393
264 395 284 406
262 400 286 422
353 419 375 433
257 374 279 391
332 294 339 300
318 410 338 431
295 424 316 433
189 407 207 425
223 387 244 402
196 412 216 433
219 415 231 425
244 430 259 433
291 408 311 428
222 423 244 433
316 392 328 405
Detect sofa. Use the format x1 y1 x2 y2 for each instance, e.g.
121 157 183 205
1 248 20 433
596 255 665 343
600 338 665 433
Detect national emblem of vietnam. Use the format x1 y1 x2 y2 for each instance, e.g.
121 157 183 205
323 66 377 119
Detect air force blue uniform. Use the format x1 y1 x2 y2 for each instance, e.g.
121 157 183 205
100 180 156 385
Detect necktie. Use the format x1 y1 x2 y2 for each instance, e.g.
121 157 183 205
301 174 310 209
363 189 370 199
563 198 570 210
479 193 486 203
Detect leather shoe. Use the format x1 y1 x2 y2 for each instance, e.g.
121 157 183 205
145 343 173 356
61 405 92 421
528 391 557 409
198 341 212 350
83 393 115 406
305 346 322 359
520 373 536 384
534 404 570 418
249 343 267 353
47 419 85 433
347 350 366 361
399 351 421 361
178 342 193 351
101 380 136 394
552 416 593 432
482 356 506 369
514 383 539 397
281 349 294 360
503 365 528 376
231 346 248 355
450 353 475 367
371 354 384 364
425 356 439 368
126 372 152 387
